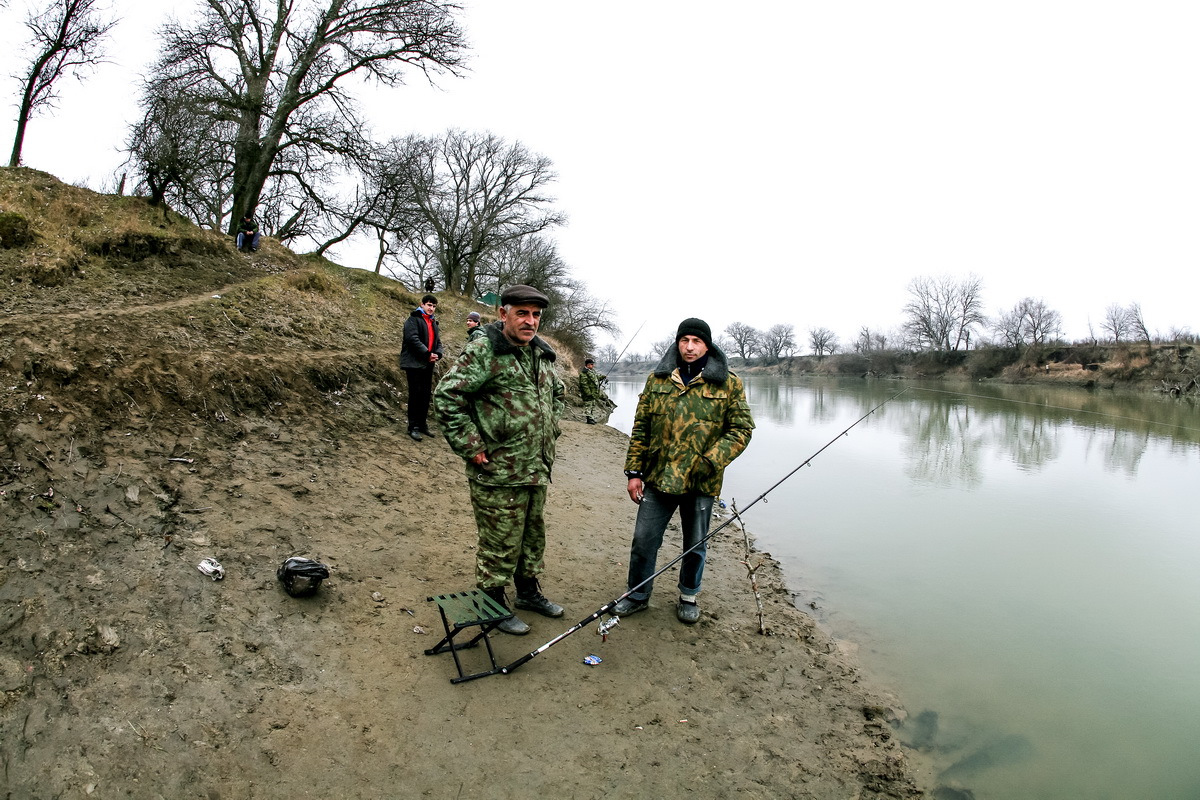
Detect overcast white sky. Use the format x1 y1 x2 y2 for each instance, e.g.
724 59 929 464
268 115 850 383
3 0 1198 353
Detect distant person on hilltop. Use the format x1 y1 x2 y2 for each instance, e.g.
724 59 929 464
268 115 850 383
433 285 566 635
614 317 754 624
399 294 443 441
424 276 435 293
236 213 260 253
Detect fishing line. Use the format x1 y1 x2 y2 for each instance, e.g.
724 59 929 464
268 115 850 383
495 387 908 677
601 320 647 378
908 385 1200 435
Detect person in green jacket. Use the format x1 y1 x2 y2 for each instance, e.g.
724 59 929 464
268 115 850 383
433 285 566 635
465 311 485 342
613 317 754 624
578 357 607 424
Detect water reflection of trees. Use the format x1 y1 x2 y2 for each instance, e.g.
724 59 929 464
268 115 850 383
900 383 1200 479
1085 425 1150 477
745 380 866 428
990 407 1061 473
901 397 986 487
708 377 1194 482
743 380 824 428
898 391 1164 481
748 381 1190 484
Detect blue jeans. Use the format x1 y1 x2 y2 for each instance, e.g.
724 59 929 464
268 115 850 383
237 231 260 251
625 486 714 601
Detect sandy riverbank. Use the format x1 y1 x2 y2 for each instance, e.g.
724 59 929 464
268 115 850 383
1 412 931 798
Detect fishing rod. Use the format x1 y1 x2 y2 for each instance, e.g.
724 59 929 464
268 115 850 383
496 386 908 677
600 320 647 381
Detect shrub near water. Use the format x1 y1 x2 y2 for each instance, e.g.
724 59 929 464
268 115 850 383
966 347 1019 379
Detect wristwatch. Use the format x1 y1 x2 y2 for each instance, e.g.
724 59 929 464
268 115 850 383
624 470 642 479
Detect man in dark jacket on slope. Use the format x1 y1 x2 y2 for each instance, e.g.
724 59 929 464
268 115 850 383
400 294 443 441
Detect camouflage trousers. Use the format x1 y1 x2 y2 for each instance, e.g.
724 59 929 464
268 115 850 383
583 400 597 419
468 482 548 590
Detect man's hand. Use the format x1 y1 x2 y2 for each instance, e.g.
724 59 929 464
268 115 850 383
471 452 489 466
627 477 644 504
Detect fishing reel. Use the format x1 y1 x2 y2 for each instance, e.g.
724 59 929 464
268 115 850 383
597 615 620 642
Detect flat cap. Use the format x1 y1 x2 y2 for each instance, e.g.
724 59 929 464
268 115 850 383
500 284 550 308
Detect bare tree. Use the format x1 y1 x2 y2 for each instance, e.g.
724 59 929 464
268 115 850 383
1022 298 1063 346
381 130 566 296
854 326 889 354
902 274 986 351
650 335 678 361
542 278 620 354
1126 302 1151 344
1168 326 1194 344
142 0 466 235
312 144 424 272
483 236 570 299
724 322 759 361
808 326 838 358
758 324 795 362
9 0 116 167
993 297 1063 349
1101 303 1132 343
992 305 1024 349
125 85 232 219
595 343 620 369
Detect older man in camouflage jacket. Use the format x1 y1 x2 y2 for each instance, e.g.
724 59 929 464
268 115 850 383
433 285 566 635
614 317 754 624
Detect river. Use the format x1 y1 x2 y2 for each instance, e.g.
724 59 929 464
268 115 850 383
603 374 1200 800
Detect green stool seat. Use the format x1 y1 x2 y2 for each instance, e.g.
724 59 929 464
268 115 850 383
425 589 514 683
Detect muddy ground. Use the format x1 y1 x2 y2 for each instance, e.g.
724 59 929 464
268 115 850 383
0 170 931 799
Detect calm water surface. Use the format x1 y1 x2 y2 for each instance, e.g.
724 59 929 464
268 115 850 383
605 375 1200 800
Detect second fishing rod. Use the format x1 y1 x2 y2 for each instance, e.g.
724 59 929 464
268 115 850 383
496 387 908 677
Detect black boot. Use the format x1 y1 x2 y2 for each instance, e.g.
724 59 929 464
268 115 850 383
514 576 564 618
483 587 530 635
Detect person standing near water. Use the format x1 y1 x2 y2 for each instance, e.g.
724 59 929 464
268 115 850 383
614 317 754 624
433 285 567 635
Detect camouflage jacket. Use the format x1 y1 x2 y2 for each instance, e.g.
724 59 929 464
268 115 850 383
460 324 487 356
624 344 754 497
578 367 605 401
434 322 565 486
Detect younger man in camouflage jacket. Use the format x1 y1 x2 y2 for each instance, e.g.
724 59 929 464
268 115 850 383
615 317 754 624
433 285 566 635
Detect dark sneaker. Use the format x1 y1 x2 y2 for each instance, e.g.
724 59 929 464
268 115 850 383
409 430 422 441
515 593 564 618
585 417 596 424
612 597 648 616
497 614 530 635
676 599 701 624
